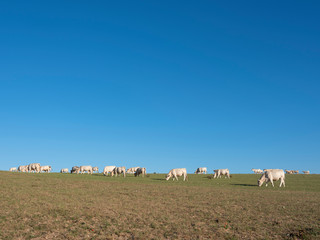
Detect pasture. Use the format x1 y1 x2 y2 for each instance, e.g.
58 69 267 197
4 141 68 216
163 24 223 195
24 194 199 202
0 172 319 239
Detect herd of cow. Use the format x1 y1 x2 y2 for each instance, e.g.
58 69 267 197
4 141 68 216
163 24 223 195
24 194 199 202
252 168 310 175
8 164 311 187
9 164 147 177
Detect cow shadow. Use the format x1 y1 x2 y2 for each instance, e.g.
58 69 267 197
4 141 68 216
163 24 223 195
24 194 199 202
231 183 257 187
153 178 166 181
92 173 105 177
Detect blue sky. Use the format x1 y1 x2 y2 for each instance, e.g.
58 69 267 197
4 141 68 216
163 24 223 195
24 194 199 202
0 1 319 173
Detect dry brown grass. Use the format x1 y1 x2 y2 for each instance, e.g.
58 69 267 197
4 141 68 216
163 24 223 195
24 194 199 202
0 172 319 239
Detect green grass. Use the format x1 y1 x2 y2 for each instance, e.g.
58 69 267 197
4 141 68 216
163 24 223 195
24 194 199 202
0 171 319 239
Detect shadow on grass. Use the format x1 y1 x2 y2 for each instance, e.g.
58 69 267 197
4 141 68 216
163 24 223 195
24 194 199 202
231 183 257 187
153 178 166 181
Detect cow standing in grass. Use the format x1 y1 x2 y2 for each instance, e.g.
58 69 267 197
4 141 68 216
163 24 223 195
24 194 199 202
258 169 285 187
80 166 93 174
134 167 146 177
166 168 188 181
285 170 294 174
302 170 310 174
92 167 99 173
213 169 230 179
112 167 126 177
103 166 116 176
60 168 68 173
40 166 52 173
28 163 41 173
195 167 207 174
18 165 29 172
251 168 263 174
9 167 17 172
71 166 80 174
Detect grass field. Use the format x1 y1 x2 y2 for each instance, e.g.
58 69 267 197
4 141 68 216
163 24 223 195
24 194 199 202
0 172 319 239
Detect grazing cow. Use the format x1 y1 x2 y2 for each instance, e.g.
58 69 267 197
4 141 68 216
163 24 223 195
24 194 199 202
166 168 188 181
92 167 99 173
103 166 116 176
60 168 69 173
40 166 52 173
285 170 294 174
18 165 29 172
112 167 126 177
195 167 207 174
71 166 80 174
126 167 140 174
80 166 93 174
9 167 17 172
302 171 310 174
213 169 230 178
293 170 299 174
28 163 41 173
251 168 263 174
258 169 285 187
134 167 146 177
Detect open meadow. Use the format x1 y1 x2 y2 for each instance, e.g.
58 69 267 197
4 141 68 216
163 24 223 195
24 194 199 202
0 171 319 239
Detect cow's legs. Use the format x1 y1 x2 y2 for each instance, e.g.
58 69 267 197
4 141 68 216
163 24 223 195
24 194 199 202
174 174 179 181
280 178 285 187
270 179 274 187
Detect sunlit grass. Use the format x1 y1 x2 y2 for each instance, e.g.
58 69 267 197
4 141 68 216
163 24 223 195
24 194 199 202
0 171 319 239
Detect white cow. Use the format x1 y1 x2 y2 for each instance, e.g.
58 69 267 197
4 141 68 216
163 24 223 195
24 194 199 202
195 167 207 174
71 166 80 174
9 167 17 172
103 166 116 176
213 169 230 178
134 167 146 177
251 168 263 174
92 167 99 173
80 166 93 174
40 165 52 173
60 168 69 173
302 171 310 174
285 170 294 174
18 165 29 172
258 169 285 187
127 167 140 174
166 168 188 181
112 167 126 177
28 163 41 173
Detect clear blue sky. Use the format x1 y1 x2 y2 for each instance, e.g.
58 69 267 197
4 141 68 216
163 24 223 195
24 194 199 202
1 1 319 173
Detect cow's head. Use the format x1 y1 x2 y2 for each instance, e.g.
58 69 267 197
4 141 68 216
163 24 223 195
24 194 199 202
257 172 266 187
165 172 172 181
